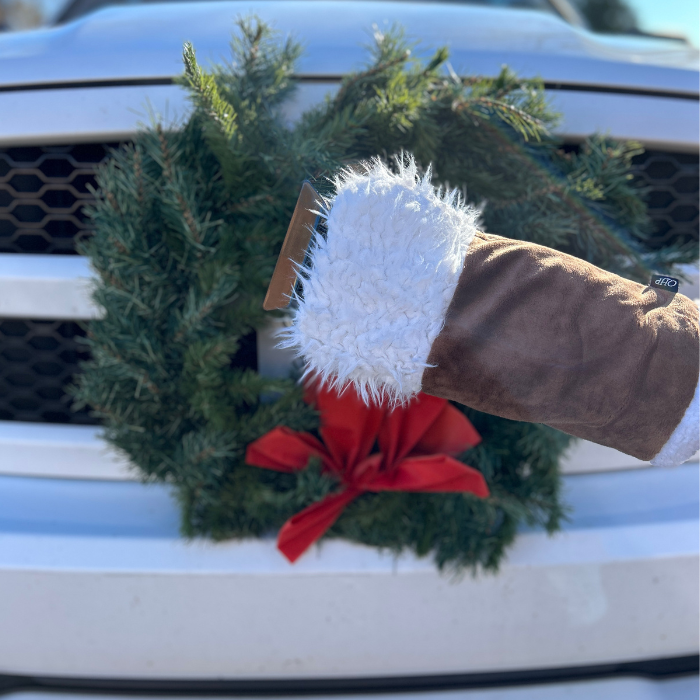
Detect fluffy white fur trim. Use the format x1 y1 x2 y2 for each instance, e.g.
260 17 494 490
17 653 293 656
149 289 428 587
280 156 478 404
650 379 699 467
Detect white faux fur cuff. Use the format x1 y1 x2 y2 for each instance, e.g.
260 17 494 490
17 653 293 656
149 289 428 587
650 380 700 468
281 157 478 403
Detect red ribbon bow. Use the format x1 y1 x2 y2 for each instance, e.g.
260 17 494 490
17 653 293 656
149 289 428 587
245 383 489 562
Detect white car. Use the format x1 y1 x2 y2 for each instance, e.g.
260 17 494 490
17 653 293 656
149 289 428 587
0 2 698 699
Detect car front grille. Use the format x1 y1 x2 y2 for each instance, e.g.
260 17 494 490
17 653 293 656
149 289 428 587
632 150 699 250
0 143 118 255
0 143 697 256
0 318 96 424
0 143 697 425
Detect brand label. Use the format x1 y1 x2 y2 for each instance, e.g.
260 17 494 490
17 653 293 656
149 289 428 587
650 275 679 293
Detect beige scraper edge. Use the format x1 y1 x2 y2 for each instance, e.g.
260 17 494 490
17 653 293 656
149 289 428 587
263 181 320 311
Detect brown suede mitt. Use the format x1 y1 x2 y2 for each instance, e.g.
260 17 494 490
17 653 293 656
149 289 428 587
422 232 699 463
283 158 700 467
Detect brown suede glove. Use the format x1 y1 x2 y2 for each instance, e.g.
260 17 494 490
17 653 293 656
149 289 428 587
284 159 700 467
422 231 699 463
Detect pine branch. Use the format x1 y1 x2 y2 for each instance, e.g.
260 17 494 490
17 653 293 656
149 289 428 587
180 42 237 140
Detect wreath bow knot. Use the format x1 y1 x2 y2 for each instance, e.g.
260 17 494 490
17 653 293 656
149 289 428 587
246 383 489 562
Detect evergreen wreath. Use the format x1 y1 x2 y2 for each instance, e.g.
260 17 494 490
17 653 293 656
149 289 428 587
74 18 692 571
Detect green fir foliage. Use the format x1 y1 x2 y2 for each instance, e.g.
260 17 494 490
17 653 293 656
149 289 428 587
74 19 689 571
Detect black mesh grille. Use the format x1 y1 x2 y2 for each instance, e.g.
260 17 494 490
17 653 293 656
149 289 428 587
0 319 96 424
631 150 699 250
0 143 119 254
0 143 696 256
0 143 696 426
0 319 259 425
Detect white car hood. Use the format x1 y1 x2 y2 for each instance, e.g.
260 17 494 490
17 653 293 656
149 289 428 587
0 0 698 94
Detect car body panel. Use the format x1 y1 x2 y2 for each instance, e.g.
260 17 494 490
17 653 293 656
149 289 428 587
0 464 697 678
1 81 698 152
0 1 697 93
0 418 661 481
0 254 97 319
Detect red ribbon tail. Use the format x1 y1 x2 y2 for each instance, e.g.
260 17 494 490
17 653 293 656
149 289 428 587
277 488 361 563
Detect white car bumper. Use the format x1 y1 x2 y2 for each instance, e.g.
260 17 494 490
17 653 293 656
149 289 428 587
0 463 697 681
